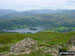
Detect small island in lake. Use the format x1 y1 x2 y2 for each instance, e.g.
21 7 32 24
29 27 38 30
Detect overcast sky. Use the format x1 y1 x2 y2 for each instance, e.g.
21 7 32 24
0 0 75 11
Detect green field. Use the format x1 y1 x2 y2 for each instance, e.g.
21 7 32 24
43 27 75 32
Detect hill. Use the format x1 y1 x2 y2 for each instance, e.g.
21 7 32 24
0 9 75 32
1 9 75 19
0 9 17 17
0 14 75 30
0 32 75 56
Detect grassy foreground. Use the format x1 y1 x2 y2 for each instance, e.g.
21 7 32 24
0 32 75 56
0 32 75 44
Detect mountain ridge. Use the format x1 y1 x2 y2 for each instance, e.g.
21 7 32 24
0 9 75 19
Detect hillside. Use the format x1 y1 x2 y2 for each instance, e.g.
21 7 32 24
0 9 75 19
0 9 17 17
0 32 75 56
0 14 75 30
0 9 75 32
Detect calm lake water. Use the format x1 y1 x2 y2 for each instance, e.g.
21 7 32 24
3 27 45 33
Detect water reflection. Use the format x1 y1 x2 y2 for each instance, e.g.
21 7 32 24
3 27 45 33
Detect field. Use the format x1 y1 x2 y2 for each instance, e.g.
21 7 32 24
43 27 75 32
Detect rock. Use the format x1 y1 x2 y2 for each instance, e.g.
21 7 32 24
69 45 75 51
68 37 75 51
0 44 4 47
68 37 75 46
51 48 59 56
10 38 38 54
40 45 59 56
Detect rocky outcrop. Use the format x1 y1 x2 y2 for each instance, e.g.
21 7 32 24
10 38 38 54
68 37 75 46
39 45 59 56
44 47 59 56
68 37 75 51
10 38 60 56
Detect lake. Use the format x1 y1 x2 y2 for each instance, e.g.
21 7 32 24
3 27 45 33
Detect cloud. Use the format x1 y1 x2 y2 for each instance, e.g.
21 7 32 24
66 0 75 5
62 0 75 9
0 0 75 11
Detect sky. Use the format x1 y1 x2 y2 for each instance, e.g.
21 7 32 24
0 0 75 11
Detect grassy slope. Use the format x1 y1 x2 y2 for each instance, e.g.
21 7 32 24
0 32 75 56
0 32 75 45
